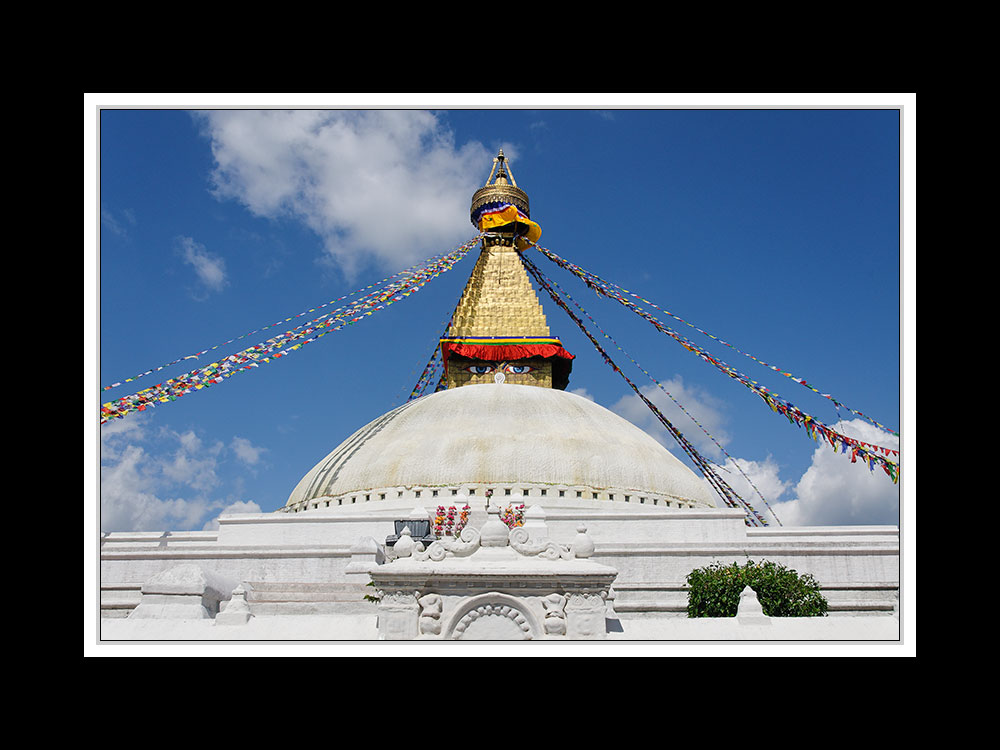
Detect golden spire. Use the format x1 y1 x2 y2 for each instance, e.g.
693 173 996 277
453 149 548 338
439 149 573 390
446 239 553 338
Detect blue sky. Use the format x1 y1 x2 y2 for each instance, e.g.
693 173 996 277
89 95 911 534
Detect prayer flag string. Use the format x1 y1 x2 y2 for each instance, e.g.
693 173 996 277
521 253 769 526
533 245 898 437
528 244 899 485
408 319 452 401
101 239 482 393
100 237 480 425
528 260 782 526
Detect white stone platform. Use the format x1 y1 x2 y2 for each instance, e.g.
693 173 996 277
98 499 901 643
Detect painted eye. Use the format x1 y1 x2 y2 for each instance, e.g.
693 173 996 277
507 365 533 374
466 365 493 374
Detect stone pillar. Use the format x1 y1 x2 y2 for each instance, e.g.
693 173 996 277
377 590 420 640
344 536 387 580
565 591 609 639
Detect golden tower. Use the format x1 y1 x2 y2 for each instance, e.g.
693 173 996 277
440 149 573 389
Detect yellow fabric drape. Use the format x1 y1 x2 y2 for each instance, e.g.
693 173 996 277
477 204 542 247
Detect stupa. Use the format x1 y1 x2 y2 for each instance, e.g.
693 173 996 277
283 149 718 516
99 149 901 642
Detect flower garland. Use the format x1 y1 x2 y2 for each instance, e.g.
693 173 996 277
501 504 526 529
434 504 471 537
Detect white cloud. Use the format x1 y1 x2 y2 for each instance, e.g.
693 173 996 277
99 416 264 533
718 455 792 504
177 235 228 296
159 429 224 491
610 375 730 458
101 206 136 238
99 437 216 532
697 455 791 526
194 110 491 278
768 419 900 526
231 436 266 466
603 378 899 527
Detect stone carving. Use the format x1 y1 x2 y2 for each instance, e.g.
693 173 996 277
571 524 595 558
410 520 592 562
565 590 608 639
372 512 617 640
216 583 253 626
737 586 770 624
386 512 437 551
452 603 532 640
542 593 567 636
381 590 419 607
418 593 443 635
508 526 574 560
392 526 416 558
377 589 421 640
413 526 481 561
479 507 511 547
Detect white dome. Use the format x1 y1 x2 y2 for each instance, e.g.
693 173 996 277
285 384 717 511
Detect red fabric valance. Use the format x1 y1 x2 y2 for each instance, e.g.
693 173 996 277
440 341 575 364
439 341 574 387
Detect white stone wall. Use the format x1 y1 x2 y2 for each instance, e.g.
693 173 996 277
100 505 900 631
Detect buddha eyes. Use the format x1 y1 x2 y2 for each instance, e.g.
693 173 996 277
464 364 534 374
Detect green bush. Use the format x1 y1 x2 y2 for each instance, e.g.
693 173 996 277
685 559 828 618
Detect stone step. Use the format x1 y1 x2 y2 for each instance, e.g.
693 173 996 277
244 581 371 603
822 585 898 613
100 585 142 617
609 584 686 613
609 582 898 615
244 582 376 616
613 601 687 614
248 600 377 616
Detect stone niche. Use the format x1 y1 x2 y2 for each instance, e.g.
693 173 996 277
369 507 617 640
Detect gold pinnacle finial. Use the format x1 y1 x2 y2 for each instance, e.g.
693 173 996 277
493 148 516 187
471 148 529 226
